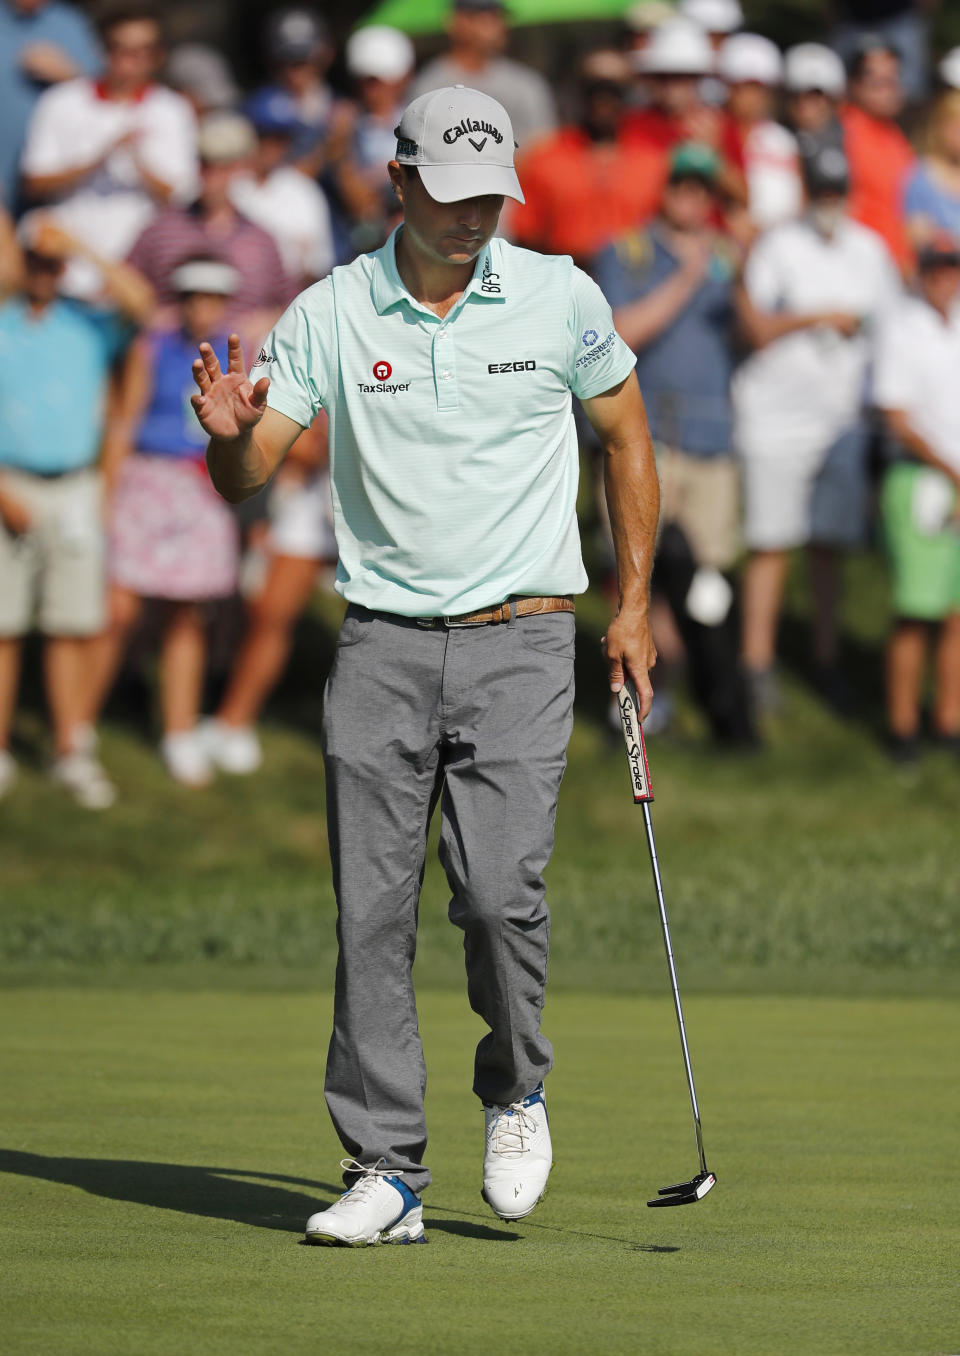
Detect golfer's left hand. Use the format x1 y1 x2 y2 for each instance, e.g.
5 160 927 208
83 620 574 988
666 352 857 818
603 605 657 719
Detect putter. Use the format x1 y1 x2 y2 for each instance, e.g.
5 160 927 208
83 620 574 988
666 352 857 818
616 679 717 1208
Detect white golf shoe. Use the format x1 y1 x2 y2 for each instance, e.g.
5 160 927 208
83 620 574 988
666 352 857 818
305 1159 426 1247
482 1083 552 1221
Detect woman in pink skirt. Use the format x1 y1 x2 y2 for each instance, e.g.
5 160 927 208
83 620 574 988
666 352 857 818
97 257 241 785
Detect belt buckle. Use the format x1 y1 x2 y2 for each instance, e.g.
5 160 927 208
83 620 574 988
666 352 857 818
444 614 477 628
415 617 439 629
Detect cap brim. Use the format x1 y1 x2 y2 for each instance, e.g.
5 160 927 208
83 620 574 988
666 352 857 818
419 162 525 205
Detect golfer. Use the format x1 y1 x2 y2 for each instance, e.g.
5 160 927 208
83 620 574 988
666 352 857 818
192 86 659 1247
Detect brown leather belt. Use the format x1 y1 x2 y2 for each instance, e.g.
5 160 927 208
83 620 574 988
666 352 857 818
415 595 575 629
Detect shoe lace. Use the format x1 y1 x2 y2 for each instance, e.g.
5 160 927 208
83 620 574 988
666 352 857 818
337 1157 394 1206
489 1103 538 1157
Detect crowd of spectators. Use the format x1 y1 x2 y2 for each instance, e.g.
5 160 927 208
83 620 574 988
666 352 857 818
2 0 960 808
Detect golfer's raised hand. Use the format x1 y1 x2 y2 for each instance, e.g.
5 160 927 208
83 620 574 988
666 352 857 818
191 334 269 441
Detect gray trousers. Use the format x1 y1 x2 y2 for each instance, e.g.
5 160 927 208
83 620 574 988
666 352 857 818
321 602 575 1192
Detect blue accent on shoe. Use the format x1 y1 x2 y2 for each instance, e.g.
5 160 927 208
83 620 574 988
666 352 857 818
521 1083 545 1109
385 1175 421 1216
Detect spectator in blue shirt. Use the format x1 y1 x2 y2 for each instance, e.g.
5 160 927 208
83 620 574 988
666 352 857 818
0 0 101 210
0 209 152 807
904 90 960 252
593 142 756 746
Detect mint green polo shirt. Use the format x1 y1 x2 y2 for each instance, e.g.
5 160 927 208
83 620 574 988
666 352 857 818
259 227 636 616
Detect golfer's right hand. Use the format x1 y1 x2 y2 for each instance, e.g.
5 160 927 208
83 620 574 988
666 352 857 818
191 334 270 441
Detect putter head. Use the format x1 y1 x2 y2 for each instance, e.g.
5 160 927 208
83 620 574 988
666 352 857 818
647 1170 716 1208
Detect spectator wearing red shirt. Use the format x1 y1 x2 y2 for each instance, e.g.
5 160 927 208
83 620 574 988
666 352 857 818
841 40 916 273
625 19 747 210
509 50 665 268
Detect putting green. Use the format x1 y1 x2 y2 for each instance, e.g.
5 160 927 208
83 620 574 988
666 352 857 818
2 988 958 1355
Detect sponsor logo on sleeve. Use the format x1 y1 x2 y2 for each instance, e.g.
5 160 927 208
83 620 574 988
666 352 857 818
252 347 275 367
576 329 617 369
582 330 598 347
373 360 392 381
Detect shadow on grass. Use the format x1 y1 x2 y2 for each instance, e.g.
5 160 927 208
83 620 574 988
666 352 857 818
0 1151 519 1243
429 1199 680 1253
0 1149 330 1232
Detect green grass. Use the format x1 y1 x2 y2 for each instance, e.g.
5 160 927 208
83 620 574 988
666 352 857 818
2 597 959 991
2 987 958 1355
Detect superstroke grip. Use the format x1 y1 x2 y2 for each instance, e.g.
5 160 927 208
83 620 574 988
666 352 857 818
616 680 654 804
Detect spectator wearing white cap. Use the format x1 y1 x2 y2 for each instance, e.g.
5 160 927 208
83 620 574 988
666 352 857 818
734 145 901 715
719 33 802 232
230 90 335 288
510 50 668 270
19 7 198 301
679 0 742 47
622 0 675 77
783 43 847 164
408 0 556 150
93 255 243 787
127 112 293 329
903 92 960 252
336 26 415 253
625 19 747 209
679 0 743 105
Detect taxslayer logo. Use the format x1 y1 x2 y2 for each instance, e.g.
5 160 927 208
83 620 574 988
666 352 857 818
443 118 504 153
357 358 410 395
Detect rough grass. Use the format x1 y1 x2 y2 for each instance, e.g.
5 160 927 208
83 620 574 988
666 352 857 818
2 988 958 1356
1 554 959 992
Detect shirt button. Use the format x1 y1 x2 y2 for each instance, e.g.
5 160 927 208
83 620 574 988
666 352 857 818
440 370 452 380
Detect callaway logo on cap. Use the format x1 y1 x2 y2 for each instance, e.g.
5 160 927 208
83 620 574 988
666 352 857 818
394 85 525 204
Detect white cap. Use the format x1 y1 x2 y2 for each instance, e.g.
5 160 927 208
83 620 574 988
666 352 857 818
718 33 783 86
636 19 714 76
347 26 415 82
939 46 960 90
170 259 239 296
394 85 524 204
784 42 846 96
197 112 257 164
679 0 743 34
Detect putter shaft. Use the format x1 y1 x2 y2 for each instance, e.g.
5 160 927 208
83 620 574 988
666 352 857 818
616 682 715 1206
641 800 709 1182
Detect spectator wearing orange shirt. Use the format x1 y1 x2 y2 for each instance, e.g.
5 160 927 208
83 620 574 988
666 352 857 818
625 19 747 210
509 50 665 269
842 40 916 273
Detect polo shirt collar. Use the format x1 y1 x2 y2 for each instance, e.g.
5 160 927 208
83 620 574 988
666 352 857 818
371 227 508 316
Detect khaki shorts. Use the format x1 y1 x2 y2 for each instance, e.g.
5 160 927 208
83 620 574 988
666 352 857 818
656 446 741 570
0 467 106 637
